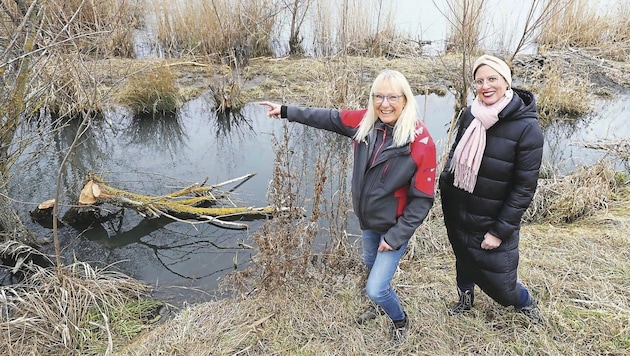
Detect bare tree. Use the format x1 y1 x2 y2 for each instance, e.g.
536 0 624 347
0 0 44 245
284 0 312 55
433 0 486 111
509 0 570 61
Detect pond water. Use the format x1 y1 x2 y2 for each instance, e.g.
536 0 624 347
8 0 629 306
11 88 629 306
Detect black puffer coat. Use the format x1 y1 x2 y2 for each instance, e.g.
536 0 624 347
439 88 544 306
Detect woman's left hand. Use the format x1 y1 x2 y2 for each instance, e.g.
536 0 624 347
378 240 393 252
481 232 501 250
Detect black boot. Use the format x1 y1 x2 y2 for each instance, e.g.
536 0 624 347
517 297 545 324
391 312 408 344
448 287 474 315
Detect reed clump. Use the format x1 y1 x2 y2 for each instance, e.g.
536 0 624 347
43 0 142 58
310 0 415 58
37 55 111 117
0 261 159 355
113 63 181 114
524 159 619 224
150 0 275 66
538 0 630 61
530 60 590 126
209 70 245 114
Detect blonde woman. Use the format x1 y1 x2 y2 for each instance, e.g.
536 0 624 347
260 69 436 343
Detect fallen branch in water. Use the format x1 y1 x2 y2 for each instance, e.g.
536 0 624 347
67 172 277 230
583 139 630 160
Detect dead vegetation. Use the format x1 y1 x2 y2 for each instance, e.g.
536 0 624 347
112 63 181 114
537 0 630 62
149 0 275 66
117 134 630 355
0 261 159 355
524 159 620 224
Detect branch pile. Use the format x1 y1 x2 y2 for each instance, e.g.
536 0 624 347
76 172 275 229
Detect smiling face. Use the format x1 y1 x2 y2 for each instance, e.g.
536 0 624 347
372 79 407 125
474 64 508 105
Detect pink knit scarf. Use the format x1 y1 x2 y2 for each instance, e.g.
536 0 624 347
450 90 513 192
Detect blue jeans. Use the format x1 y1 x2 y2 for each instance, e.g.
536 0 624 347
362 230 408 321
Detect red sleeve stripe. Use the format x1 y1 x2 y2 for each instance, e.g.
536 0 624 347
340 109 367 128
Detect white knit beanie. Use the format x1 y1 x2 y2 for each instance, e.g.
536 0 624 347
473 55 512 88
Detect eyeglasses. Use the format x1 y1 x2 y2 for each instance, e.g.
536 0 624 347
471 75 500 89
372 94 405 104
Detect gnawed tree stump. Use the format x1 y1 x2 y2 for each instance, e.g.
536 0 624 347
69 172 277 230
30 199 64 229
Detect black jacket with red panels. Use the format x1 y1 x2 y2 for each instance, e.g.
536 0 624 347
281 105 436 250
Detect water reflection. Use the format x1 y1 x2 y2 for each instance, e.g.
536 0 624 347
542 93 630 173
14 113 113 216
212 108 254 141
83 214 253 280
543 118 592 173
124 112 187 155
11 98 279 304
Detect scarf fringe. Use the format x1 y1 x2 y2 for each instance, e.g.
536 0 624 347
451 162 477 193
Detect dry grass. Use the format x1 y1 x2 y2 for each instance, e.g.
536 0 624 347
116 121 630 356
112 62 181 114
36 55 113 117
584 139 630 173
242 55 455 107
538 0 630 61
0 261 159 355
149 0 275 66
530 60 590 126
0 0 142 58
525 159 618 224
310 0 418 58
208 70 246 114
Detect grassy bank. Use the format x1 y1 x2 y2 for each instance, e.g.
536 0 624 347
119 183 629 355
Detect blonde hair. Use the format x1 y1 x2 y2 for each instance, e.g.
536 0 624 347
353 70 419 147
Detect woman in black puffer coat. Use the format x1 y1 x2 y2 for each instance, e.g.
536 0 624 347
439 55 544 323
